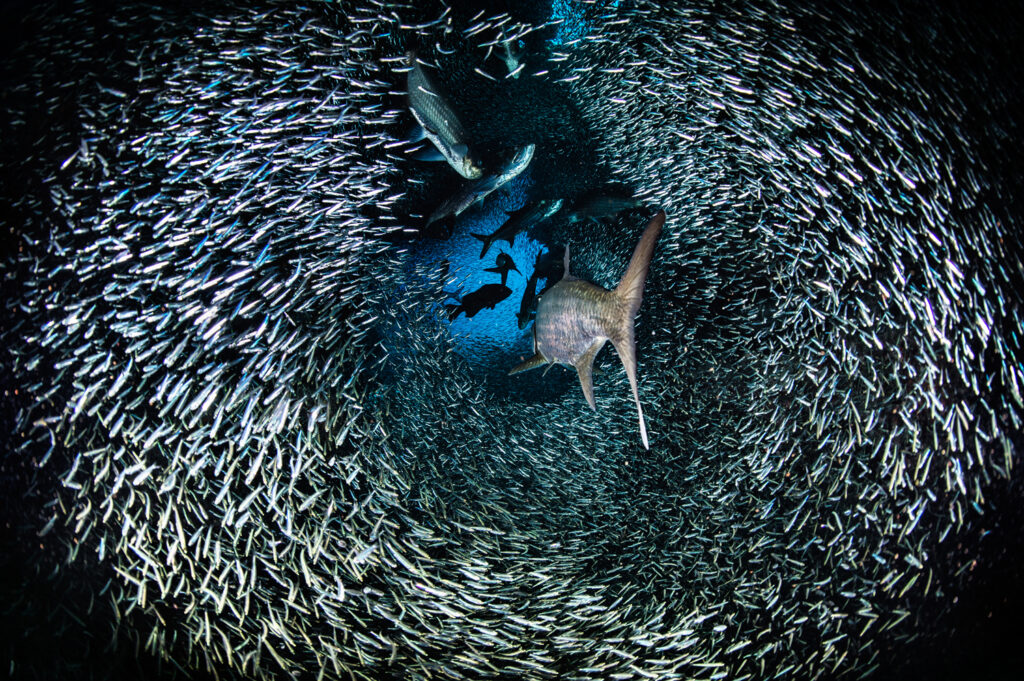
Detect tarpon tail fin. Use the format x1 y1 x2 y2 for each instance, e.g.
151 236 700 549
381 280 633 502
471 233 492 258
509 352 547 375
609 210 665 450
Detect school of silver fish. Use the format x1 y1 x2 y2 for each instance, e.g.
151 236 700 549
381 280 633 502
1 1 1022 680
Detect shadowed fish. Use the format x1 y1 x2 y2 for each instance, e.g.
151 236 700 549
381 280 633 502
426 144 535 228
510 211 665 449
472 198 562 258
517 268 540 330
516 248 564 330
484 252 519 286
406 51 483 179
447 283 513 320
564 191 643 224
501 38 525 78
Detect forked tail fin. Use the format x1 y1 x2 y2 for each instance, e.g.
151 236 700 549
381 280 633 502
610 211 665 450
471 232 492 258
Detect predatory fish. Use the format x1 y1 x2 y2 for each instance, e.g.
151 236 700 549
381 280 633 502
564 191 643 224
509 211 665 449
426 143 536 227
447 283 513 320
472 198 563 258
516 247 564 330
484 252 519 286
406 51 483 180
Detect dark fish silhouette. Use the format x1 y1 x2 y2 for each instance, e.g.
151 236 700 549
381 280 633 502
447 283 513 320
472 198 563 259
484 252 519 286
564 191 643 224
516 248 564 330
516 271 539 330
406 51 483 179
510 211 665 449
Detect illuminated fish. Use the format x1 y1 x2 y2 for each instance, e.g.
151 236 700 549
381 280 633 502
510 211 665 449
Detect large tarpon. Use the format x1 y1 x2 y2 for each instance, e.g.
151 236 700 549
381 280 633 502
426 143 535 227
472 198 563 258
406 51 483 180
509 211 665 449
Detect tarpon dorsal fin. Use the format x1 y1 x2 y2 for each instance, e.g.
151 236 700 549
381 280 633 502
615 211 665 320
574 339 606 411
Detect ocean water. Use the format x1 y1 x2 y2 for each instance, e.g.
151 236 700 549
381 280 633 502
1 1 1022 679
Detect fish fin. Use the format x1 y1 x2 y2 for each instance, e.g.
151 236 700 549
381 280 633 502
562 245 575 281
470 233 492 258
452 143 468 157
423 216 455 240
509 352 546 375
406 124 427 143
608 210 664 450
615 211 664 320
610 333 648 450
409 147 446 162
483 266 500 274
575 340 605 411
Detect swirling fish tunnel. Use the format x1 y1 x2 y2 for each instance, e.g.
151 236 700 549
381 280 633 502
2 1 1023 680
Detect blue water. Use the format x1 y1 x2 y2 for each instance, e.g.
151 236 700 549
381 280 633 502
409 169 550 374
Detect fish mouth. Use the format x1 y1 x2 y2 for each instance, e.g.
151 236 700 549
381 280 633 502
461 157 483 179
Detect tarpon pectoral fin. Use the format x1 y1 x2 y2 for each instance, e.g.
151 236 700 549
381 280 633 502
406 124 427 143
452 143 468 157
509 353 547 375
410 147 446 162
575 340 605 411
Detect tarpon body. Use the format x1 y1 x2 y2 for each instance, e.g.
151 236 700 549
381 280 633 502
426 144 535 226
406 52 482 180
510 211 665 449
447 283 512 320
472 198 563 258
564 193 643 224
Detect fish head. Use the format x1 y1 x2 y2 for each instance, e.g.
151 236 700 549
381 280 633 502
511 144 536 168
454 145 483 179
459 157 483 179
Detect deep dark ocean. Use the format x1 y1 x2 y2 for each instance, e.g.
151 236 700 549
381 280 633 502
1 0 1023 679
